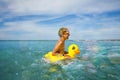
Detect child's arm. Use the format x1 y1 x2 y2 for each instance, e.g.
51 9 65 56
64 51 68 54
63 51 71 58
52 41 62 56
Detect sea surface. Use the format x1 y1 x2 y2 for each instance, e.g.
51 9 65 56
0 40 120 80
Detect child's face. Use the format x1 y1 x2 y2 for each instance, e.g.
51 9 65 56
63 31 70 40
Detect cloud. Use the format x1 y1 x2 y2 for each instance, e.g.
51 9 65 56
0 17 120 40
0 20 60 40
3 0 120 16
71 27 120 40
0 0 120 40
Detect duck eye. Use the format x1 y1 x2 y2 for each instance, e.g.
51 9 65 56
72 46 75 50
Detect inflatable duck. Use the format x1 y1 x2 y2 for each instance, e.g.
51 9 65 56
44 44 80 63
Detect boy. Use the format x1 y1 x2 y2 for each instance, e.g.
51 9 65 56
52 27 70 58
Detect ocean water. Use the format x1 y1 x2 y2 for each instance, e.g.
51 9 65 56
0 40 120 80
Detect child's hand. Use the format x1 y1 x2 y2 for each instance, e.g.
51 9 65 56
64 54 71 59
52 53 56 56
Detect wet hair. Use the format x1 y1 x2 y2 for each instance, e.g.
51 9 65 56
58 27 69 37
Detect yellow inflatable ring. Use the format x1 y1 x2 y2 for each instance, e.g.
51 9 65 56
44 44 80 63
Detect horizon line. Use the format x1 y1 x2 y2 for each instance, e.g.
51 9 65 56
0 39 120 41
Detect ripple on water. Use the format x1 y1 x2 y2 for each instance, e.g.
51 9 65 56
108 53 120 64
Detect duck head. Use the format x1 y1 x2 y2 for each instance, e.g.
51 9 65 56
68 44 80 58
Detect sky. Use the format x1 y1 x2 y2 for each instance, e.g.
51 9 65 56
0 0 120 40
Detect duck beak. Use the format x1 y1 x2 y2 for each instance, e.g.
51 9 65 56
75 49 80 54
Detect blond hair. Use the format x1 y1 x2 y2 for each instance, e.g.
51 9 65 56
58 27 69 37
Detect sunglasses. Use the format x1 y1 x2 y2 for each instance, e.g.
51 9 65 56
65 32 70 36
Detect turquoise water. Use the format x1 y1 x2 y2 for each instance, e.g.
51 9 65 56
0 40 120 80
